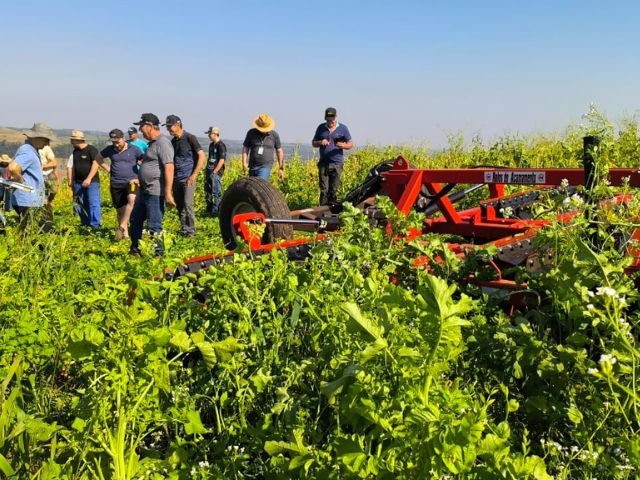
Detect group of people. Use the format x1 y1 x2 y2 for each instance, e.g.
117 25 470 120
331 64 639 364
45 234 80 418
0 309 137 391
1 107 353 255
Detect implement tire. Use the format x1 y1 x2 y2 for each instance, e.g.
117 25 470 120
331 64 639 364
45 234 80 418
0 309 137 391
219 177 293 249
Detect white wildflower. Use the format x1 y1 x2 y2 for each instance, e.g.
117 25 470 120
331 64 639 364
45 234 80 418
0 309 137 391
587 368 599 375
198 460 210 468
570 193 584 207
561 178 569 189
599 353 617 365
586 304 595 311
596 286 619 298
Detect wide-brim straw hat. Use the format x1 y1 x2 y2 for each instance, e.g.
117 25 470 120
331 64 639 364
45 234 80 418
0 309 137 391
22 123 57 141
252 114 275 133
69 130 86 141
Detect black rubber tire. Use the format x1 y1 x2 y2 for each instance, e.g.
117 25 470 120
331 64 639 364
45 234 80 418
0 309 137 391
219 177 293 249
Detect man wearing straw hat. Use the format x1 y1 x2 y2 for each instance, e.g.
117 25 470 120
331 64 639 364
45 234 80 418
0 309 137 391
5 123 52 229
242 114 285 181
67 130 102 229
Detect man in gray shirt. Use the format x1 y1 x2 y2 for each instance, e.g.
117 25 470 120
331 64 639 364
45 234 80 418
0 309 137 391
129 113 175 256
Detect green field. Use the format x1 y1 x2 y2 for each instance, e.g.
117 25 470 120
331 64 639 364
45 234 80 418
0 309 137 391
1 109 639 479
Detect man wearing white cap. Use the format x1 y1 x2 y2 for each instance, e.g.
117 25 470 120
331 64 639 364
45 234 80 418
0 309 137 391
204 126 226 215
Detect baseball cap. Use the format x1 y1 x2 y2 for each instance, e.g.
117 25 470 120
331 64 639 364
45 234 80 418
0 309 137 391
163 115 182 126
109 129 125 141
127 127 137 134
205 126 220 135
324 107 337 118
133 113 160 126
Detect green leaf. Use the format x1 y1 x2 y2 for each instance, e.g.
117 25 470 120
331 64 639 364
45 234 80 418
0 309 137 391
250 369 273 393
341 302 383 341
360 337 388 363
71 417 86 433
0 453 15 477
212 336 243 363
184 410 208 435
265 440 308 456
170 331 192 352
567 405 583 425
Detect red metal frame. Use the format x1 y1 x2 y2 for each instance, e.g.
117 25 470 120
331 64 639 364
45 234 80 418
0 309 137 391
174 156 640 288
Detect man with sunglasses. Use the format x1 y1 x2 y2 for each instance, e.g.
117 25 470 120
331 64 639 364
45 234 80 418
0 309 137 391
93 129 144 240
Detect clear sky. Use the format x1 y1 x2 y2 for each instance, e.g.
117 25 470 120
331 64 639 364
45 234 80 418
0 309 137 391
2 0 639 148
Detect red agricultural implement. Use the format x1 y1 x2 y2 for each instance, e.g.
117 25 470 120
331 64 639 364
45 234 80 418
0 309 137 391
170 136 640 297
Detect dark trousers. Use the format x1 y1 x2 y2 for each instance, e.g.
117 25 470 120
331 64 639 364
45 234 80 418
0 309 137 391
129 193 165 255
173 179 196 235
318 163 343 205
204 169 223 213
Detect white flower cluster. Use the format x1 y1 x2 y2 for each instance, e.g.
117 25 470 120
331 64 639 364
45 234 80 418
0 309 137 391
587 286 627 307
562 193 584 208
598 353 617 366
561 178 570 189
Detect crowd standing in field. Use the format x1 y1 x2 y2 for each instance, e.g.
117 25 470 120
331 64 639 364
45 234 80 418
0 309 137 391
1 107 353 254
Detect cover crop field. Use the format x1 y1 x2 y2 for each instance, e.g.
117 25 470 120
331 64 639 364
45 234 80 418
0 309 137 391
1 109 639 479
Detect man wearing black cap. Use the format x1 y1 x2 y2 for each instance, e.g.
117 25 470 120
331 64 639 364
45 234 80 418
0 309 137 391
127 127 148 154
312 107 353 205
129 113 175 256
164 115 205 237
93 129 144 240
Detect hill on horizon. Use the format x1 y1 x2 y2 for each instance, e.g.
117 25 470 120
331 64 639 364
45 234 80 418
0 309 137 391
0 126 315 160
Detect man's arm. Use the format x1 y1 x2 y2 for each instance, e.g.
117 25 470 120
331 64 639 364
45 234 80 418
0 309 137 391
7 161 23 183
277 148 285 180
164 163 175 207
187 149 206 186
41 148 57 170
81 161 101 188
94 153 111 173
242 147 249 173
335 140 353 150
66 156 74 187
212 158 225 175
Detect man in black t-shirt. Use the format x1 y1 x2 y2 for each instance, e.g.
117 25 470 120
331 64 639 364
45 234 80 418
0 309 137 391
204 126 227 215
66 130 102 228
164 115 205 237
242 114 285 182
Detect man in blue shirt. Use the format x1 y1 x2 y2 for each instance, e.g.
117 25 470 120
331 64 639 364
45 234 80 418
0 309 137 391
164 115 205 237
6 123 51 230
94 129 144 240
312 107 353 205
127 127 148 154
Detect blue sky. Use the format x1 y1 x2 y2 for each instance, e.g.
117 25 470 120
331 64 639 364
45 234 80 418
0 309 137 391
2 0 639 148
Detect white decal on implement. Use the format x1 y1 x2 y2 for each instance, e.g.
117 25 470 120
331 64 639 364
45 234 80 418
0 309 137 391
484 171 546 185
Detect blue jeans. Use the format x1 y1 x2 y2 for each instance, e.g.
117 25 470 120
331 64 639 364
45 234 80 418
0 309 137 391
129 192 165 255
249 165 272 181
73 182 101 228
204 169 223 213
